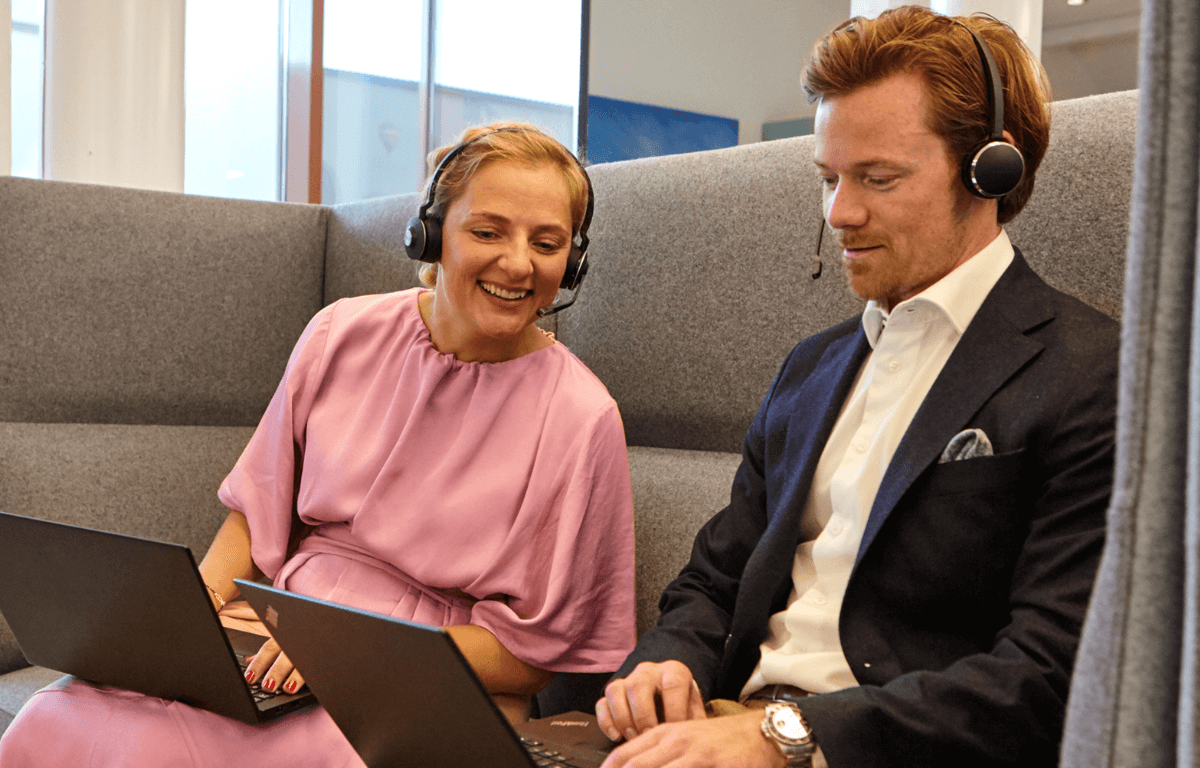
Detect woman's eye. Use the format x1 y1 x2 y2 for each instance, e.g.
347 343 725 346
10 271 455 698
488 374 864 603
535 240 565 252
473 230 498 240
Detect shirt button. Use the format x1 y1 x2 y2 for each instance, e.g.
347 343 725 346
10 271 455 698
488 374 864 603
828 520 843 535
812 593 828 605
888 360 901 372
854 437 869 452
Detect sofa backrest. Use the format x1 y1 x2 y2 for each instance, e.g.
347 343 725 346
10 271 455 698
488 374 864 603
0 177 328 428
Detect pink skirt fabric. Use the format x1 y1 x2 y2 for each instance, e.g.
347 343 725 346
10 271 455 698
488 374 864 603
0 539 473 768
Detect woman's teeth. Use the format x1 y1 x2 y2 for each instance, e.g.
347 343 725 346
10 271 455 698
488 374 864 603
481 282 530 300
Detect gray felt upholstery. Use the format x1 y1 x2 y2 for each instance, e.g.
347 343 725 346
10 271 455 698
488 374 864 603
0 89 1138 731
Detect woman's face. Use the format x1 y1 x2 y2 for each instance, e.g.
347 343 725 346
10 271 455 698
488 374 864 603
431 159 573 361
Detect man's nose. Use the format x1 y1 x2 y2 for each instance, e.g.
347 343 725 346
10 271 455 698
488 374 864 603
825 182 868 230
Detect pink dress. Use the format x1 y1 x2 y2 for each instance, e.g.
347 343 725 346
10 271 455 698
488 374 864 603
0 289 636 767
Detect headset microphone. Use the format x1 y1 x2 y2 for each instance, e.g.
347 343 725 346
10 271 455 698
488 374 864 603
813 217 825 280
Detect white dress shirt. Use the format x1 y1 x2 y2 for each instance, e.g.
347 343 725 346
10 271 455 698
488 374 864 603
740 230 1015 698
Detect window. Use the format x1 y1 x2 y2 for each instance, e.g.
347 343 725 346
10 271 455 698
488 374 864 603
322 0 585 204
11 0 44 179
184 0 283 201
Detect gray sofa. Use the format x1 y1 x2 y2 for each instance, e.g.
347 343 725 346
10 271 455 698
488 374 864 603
0 89 1137 733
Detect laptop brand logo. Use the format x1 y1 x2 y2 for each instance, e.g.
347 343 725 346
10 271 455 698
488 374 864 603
265 605 279 628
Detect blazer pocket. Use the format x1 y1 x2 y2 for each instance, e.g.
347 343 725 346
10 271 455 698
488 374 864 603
918 448 1027 499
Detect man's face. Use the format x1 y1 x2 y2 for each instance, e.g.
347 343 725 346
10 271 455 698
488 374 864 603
813 72 998 311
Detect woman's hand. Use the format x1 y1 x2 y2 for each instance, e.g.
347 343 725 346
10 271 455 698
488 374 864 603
217 599 306 696
243 636 306 695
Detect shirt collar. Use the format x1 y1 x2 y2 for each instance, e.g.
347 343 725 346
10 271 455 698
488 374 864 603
861 230 1014 348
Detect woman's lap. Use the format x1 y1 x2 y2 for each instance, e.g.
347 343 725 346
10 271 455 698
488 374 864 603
0 549 469 767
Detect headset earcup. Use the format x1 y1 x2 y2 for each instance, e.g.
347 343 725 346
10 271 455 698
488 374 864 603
963 140 1025 199
561 247 589 290
404 216 442 263
404 216 427 261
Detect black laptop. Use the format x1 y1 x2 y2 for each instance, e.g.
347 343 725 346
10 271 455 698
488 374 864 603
236 579 616 768
0 510 315 724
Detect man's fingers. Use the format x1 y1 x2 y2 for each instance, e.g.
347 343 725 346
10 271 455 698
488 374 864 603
624 667 670 735
600 678 640 741
657 663 698 723
689 679 707 721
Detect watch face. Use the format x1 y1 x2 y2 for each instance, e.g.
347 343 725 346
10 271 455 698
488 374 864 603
771 707 810 741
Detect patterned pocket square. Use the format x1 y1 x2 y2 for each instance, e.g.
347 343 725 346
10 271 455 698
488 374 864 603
939 428 994 463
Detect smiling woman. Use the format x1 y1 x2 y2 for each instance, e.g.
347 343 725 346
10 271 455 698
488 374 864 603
0 123 635 768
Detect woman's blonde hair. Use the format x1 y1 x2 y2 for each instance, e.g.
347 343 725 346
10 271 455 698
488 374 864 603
415 122 590 288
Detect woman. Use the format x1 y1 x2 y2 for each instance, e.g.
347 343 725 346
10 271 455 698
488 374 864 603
0 123 636 767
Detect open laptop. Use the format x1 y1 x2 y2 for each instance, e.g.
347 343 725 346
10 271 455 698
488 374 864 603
0 510 315 724
236 579 617 768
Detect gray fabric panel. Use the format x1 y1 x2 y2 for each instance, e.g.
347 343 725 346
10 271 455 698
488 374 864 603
566 90 1136 454
325 192 424 304
1008 90 1138 320
564 141 863 453
0 422 256 677
0 177 326 427
1061 5 1198 767
628 446 743 637
0 667 64 736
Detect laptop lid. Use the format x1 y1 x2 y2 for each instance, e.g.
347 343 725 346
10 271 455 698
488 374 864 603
236 580 614 768
0 511 313 724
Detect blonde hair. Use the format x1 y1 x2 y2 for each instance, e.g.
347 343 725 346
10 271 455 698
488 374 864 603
415 122 590 287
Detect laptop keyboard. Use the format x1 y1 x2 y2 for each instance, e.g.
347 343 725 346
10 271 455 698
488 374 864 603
519 736 592 768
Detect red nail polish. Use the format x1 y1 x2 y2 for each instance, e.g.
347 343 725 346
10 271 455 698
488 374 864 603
263 679 276 692
244 669 256 684
285 681 296 693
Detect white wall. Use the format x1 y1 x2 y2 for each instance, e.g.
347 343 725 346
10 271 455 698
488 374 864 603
1 0 12 175
589 0 850 145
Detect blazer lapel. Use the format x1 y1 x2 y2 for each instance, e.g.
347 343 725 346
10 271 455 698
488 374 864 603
855 251 1053 562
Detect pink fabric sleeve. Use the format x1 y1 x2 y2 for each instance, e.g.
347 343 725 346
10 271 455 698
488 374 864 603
217 306 333 579
469 400 637 673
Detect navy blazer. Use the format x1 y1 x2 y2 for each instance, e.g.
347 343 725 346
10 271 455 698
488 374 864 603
616 251 1120 767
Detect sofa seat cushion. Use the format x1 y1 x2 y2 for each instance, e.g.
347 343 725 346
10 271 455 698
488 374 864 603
0 666 66 735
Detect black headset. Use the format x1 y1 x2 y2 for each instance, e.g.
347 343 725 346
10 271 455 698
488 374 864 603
956 21 1025 199
403 127 594 316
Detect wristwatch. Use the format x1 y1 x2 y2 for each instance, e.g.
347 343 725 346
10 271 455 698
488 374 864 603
760 701 816 768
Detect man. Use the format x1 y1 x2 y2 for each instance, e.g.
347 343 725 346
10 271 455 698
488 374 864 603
595 7 1119 768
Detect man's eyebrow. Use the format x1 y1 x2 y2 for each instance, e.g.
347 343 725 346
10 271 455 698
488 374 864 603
813 159 911 173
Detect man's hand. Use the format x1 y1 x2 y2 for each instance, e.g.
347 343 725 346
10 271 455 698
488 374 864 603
596 661 706 742
598 710 785 768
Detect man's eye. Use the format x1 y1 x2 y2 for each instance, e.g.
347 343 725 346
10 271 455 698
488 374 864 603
865 176 897 189
819 176 837 188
